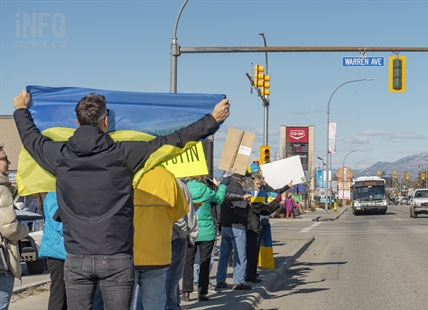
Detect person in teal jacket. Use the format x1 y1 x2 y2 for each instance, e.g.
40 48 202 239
39 192 67 310
181 176 228 302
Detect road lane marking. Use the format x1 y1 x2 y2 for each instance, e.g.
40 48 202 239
300 222 321 233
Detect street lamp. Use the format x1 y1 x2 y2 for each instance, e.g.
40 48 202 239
325 78 372 213
170 0 189 93
342 150 359 206
354 159 367 178
259 32 269 146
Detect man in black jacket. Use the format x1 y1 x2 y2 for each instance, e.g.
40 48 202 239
215 173 253 291
13 89 230 310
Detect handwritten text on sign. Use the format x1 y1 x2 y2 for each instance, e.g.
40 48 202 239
342 56 384 67
163 142 208 178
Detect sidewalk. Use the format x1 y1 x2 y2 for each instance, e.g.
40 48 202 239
179 207 347 309
10 207 348 309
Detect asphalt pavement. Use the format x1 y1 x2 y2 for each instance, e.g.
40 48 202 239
10 206 347 310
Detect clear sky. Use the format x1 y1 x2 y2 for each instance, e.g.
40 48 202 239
1 0 428 174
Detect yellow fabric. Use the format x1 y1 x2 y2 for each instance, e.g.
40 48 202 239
16 128 198 195
258 246 275 270
250 196 267 204
133 166 189 267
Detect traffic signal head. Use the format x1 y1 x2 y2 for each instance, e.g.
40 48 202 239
261 75 270 96
259 145 271 165
393 171 397 178
377 170 381 177
253 64 265 88
393 58 402 90
388 55 406 92
406 172 410 180
422 172 426 180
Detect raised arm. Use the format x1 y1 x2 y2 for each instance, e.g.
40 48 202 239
13 90 63 176
123 99 231 173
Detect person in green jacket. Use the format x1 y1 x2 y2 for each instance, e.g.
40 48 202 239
181 176 228 302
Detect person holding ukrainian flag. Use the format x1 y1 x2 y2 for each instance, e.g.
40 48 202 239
246 173 292 279
12 87 230 310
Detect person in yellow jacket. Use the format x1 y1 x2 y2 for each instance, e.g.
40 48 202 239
130 165 189 310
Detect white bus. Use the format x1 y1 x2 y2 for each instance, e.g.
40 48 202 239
352 176 388 215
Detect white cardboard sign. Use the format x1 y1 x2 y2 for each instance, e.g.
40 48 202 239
260 156 306 189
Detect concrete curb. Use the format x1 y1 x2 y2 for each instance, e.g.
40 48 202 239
13 281 50 295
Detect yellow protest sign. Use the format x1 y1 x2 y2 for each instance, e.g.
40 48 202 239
163 142 208 178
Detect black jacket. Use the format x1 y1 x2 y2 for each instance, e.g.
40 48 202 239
220 181 249 231
247 200 280 234
246 184 290 234
14 109 218 255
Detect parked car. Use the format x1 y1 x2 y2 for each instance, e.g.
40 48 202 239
14 195 46 274
400 196 412 205
410 189 428 218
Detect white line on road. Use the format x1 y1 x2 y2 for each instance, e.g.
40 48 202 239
300 222 321 233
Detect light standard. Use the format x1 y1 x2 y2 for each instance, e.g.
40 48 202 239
325 78 372 213
259 32 269 146
342 150 358 206
354 160 367 178
170 0 189 93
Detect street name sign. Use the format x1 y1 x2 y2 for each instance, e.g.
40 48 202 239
343 56 384 66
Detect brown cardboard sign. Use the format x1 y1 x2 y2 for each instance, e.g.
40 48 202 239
218 128 256 175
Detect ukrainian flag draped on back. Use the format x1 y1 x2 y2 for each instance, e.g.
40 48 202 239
17 85 225 195
251 189 278 270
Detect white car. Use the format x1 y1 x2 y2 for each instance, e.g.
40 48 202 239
15 196 46 274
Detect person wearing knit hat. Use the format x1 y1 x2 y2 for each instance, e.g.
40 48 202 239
181 175 229 302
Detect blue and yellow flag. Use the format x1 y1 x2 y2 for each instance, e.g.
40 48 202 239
17 85 225 195
250 190 268 204
250 190 278 204
258 223 275 270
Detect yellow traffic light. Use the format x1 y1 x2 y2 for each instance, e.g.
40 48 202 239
377 170 381 177
261 75 270 96
393 171 397 179
388 55 406 92
259 145 271 165
254 64 264 88
406 172 410 180
422 173 426 180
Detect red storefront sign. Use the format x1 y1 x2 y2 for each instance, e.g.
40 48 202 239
286 127 309 143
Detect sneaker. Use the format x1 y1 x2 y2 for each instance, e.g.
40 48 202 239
245 278 263 283
208 282 216 292
216 281 228 288
198 295 209 302
233 284 253 290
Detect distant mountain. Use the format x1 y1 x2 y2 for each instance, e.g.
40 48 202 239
358 152 428 179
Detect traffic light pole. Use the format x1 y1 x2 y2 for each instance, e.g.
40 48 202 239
259 32 269 146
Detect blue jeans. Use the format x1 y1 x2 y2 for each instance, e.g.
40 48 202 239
216 227 247 285
0 272 14 310
131 267 169 310
64 254 134 310
165 238 187 310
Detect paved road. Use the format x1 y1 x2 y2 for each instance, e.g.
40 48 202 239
256 204 428 310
